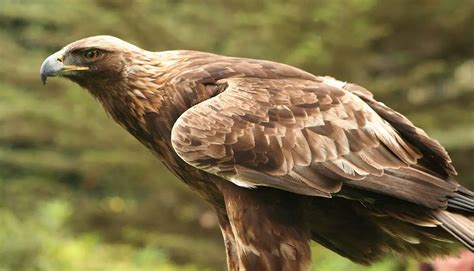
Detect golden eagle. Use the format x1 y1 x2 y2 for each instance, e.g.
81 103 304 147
40 36 473 271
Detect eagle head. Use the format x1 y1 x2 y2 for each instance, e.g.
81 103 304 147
40 35 142 91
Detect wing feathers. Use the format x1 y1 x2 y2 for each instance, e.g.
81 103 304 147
358 95 456 176
171 77 462 210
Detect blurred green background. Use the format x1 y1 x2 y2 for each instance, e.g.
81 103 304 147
0 0 473 270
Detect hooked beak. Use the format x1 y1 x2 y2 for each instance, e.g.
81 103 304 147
40 52 89 84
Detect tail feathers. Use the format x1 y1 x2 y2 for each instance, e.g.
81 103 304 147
448 186 474 213
459 186 474 197
434 211 473 251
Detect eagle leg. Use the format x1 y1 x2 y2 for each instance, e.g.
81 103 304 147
217 211 241 271
216 180 312 271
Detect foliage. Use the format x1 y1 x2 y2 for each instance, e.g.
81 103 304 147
0 200 206 271
0 0 473 270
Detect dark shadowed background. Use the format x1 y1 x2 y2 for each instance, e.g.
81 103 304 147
0 0 473 270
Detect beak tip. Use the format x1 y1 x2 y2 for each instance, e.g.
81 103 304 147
41 74 47 85
40 52 87 85
40 53 62 85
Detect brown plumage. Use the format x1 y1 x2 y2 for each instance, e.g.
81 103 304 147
40 36 473 270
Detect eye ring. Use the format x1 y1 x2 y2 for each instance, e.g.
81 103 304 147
84 49 101 61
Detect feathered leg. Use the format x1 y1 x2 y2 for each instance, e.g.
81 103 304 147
217 211 241 271
216 181 312 271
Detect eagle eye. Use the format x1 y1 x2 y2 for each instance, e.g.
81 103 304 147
83 49 102 61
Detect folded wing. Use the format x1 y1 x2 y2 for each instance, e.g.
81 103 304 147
171 77 460 210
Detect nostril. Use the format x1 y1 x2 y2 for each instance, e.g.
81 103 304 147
56 55 64 63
